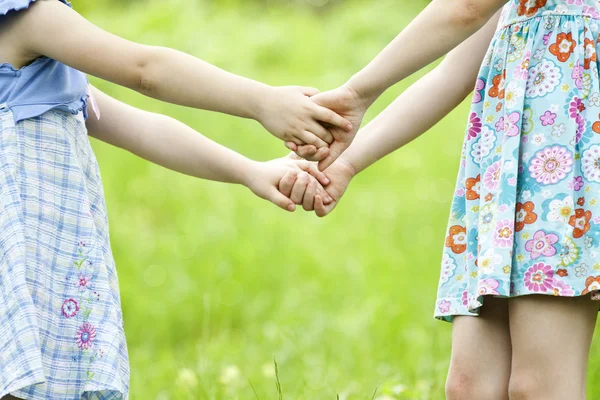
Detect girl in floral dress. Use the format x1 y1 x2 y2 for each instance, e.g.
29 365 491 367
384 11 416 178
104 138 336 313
284 0 600 398
0 0 344 399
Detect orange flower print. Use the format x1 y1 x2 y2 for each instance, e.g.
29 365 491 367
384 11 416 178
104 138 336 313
569 208 592 238
584 38 597 69
593 117 600 134
465 175 481 201
517 0 547 17
577 197 585 207
515 201 538 232
445 225 467 254
485 193 493 202
489 71 506 99
549 33 576 63
557 269 568 277
496 102 503 112
582 276 600 295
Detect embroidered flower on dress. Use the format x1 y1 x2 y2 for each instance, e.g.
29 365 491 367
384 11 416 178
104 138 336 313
75 322 97 350
61 299 79 318
75 273 92 291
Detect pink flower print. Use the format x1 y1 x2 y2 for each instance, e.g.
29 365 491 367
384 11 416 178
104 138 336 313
569 96 585 119
76 273 92 292
61 299 79 318
468 112 482 140
525 230 559 259
575 114 585 144
483 161 502 192
438 299 451 313
565 0 584 5
493 219 514 248
543 32 551 46
524 263 555 292
461 290 469 307
473 78 485 104
572 62 584 89
75 322 96 350
529 145 574 185
573 176 584 191
503 112 521 137
583 5 600 18
540 111 556 126
552 279 574 296
455 188 465 197
477 278 501 295
495 117 504 132
508 177 517 186
514 51 531 80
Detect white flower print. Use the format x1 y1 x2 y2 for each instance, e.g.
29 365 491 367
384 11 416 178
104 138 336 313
582 145 600 183
532 133 546 145
575 263 589 277
589 92 600 107
440 254 457 285
478 249 502 274
552 123 566 136
547 196 574 223
526 59 562 98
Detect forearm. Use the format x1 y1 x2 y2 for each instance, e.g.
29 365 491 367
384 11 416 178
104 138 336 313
347 0 505 106
341 67 471 174
138 46 271 119
86 87 256 185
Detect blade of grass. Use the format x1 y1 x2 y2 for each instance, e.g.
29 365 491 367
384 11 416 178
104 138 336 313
248 377 261 400
274 356 283 400
371 387 378 400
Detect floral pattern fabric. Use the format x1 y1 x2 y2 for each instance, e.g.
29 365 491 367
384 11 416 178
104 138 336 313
435 0 600 322
0 107 129 399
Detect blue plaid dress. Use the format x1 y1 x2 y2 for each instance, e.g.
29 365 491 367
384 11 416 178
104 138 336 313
0 105 130 398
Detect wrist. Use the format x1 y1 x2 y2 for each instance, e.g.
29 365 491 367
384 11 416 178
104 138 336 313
337 156 358 179
236 158 260 188
249 84 276 123
345 75 380 110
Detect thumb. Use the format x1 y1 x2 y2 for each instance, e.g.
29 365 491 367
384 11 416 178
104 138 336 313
267 187 296 212
318 141 348 171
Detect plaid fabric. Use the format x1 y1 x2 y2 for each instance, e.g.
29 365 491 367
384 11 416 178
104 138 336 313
0 105 129 399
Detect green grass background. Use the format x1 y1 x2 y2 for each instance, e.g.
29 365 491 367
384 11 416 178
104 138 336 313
69 0 600 398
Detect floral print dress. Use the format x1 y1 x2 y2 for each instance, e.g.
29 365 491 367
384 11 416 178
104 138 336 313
436 0 600 322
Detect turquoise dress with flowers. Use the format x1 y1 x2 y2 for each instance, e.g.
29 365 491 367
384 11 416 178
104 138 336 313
436 0 600 322
0 0 129 398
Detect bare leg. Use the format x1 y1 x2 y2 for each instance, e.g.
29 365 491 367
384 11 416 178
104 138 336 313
446 296 512 400
508 294 598 400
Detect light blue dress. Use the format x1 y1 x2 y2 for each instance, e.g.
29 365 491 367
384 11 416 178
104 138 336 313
0 1 129 398
436 0 600 323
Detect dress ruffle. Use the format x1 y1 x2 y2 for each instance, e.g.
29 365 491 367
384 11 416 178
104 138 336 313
0 0 71 16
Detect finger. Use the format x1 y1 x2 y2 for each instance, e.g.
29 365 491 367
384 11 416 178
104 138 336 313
313 105 353 132
308 122 334 144
299 162 330 186
267 188 296 212
290 172 310 204
302 180 317 211
295 131 328 149
300 86 320 97
289 137 303 146
315 185 333 204
315 195 333 218
317 141 349 171
295 145 318 159
278 170 298 198
285 141 298 152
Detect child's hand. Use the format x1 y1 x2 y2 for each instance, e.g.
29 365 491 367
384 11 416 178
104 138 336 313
277 157 356 215
255 86 354 159
244 154 333 212
285 85 367 171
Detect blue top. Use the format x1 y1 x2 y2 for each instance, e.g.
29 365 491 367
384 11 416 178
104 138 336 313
0 0 91 123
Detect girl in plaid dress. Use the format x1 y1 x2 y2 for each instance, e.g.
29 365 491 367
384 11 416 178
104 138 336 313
0 0 348 398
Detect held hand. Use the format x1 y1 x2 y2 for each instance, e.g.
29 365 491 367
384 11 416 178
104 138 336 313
256 86 353 159
286 85 367 170
244 154 332 212
278 157 356 216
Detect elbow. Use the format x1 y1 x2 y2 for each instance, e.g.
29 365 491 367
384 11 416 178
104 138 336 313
439 0 492 28
131 45 161 97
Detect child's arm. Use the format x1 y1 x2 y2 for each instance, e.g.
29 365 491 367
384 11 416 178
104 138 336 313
85 86 332 212
287 11 500 215
10 0 352 155
298 0 506 170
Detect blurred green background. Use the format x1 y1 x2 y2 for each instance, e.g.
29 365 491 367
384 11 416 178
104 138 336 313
69 0 600 399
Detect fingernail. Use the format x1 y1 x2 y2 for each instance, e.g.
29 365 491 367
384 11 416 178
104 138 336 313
346 124 353 131
288 203 296 212
323 178 330 184
285 142 293 150
290 170 297 177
